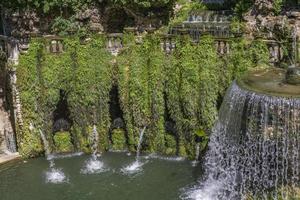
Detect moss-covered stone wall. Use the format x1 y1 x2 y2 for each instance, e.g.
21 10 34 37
15 33 269 159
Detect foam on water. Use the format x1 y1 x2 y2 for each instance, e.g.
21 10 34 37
148 153 185 162
121 160 145 175
191 160 199 167
45 168 67 184
81 156 107 174
183 179 223 200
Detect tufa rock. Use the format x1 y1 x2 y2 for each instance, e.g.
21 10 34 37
89 22 104 32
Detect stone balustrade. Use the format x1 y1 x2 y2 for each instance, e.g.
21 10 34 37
161 34 176 54
0 33 298 64
267 40 284 65
44 36 64 53
215 39 230 55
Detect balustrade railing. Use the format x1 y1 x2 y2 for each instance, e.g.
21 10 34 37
44 36 64 53
0 33 297 64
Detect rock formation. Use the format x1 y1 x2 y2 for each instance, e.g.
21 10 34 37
244 0 300 39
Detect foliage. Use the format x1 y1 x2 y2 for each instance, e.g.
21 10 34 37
164 134 176 155
273 0 284 15
112 0 174 8
233 0 252 18
17 40 45 157
164 36 221 158
111 128 127 150
169 1 206 26
16 32 270 158
51 17 80 36
118 33 166 153
53 131 73 152
17 35 112 157
244 186 300 200
4 0 92 13
195 129 209 152
224 39 269 85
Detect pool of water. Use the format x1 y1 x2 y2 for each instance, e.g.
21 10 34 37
0 152 202 200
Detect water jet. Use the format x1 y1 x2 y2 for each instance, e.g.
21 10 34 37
121 126 147 174
39 130 67 184
81 125 107 174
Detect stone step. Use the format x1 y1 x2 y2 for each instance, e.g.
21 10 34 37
0 153 20 165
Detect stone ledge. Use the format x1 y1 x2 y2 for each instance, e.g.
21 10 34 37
0 153 20 165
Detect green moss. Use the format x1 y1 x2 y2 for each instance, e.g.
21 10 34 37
53 131 73 153
111 129 127 150
164 134 176 155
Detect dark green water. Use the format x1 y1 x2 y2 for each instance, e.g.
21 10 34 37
0 152 201 200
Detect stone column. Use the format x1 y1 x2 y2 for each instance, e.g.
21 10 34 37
8 38 19 65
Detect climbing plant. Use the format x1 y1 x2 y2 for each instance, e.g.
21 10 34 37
118 33 166 153
17 40 45 157
16 32 270 158
164 36 221 158
17 35 112 157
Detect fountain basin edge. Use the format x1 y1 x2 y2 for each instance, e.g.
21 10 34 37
237 67 300 98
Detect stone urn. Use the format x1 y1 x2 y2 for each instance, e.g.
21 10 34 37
286 63 300 85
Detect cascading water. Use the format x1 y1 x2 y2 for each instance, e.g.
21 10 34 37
39 130 67 183
185 81 300 200
122 126 147 174
191 143 200 167
81 125 106 174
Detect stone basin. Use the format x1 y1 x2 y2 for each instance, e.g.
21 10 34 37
237 67 300 98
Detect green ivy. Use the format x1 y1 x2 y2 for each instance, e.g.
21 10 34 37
17 35 112 157
118 33 166 153
16 34 269 158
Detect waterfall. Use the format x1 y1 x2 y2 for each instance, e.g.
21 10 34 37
186 82 300 200
4 130 17 153
191 143 200 167
39 130 51 156
81 124 106 174
39 130 67 183
122 126 147 174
